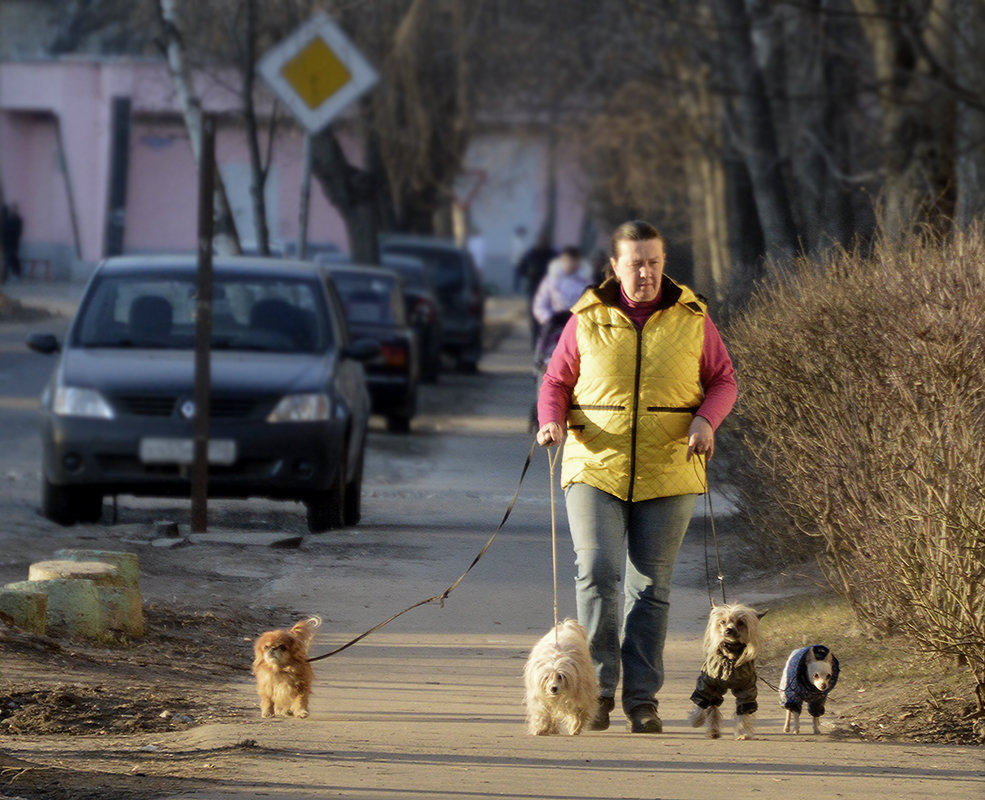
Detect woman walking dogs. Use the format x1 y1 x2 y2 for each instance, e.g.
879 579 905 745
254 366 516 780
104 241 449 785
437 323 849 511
536 220 737 733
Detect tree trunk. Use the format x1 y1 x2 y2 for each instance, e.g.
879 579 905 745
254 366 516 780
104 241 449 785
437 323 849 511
851 0 929 239
310 128 380 264
158 0 241 254
952 0 985 227
711 0 800 267
241 0 270 255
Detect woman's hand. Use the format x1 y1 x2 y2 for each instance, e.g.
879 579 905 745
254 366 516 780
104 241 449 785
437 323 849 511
686 415 714 461
536 421 563 447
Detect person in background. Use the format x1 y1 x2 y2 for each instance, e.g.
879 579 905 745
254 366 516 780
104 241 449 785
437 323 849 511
514 232 557 347
531 246 590 329
1 203 23 281
535 219 737 734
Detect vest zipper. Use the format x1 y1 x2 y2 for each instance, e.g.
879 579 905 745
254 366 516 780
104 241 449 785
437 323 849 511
628 325 643 502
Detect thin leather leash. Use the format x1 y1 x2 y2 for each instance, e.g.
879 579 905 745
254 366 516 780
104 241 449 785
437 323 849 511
546 445 562 644
695 453 781 691
697 452 728 606
308 440 538 663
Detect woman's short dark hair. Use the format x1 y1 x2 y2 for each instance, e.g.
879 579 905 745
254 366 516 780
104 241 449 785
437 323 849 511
610 220 664 258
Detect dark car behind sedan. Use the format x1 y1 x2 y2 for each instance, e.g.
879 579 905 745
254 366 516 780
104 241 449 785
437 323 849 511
27 256 374 533
324 264 419 433
314 250 442 382
379 234 485 373
379 253 442 382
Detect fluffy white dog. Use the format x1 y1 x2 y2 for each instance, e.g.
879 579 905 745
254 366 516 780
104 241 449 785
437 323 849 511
523 618 598 735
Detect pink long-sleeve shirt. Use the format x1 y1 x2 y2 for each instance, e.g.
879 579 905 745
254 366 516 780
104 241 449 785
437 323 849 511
537 284 737 430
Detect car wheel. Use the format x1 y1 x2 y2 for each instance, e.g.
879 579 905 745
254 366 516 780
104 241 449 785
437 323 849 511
75 491 104 524
386 413 412 434
343 449 364 527
422 359 440 383
305 463 345 533
41 477 83 526
456 357 479 374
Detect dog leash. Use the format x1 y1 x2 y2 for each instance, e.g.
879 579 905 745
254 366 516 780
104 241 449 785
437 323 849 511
546 445 562 644
307 439 538 663
697 453 728 606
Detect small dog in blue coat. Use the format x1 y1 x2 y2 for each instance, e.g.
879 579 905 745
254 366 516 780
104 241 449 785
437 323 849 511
779 644 839 734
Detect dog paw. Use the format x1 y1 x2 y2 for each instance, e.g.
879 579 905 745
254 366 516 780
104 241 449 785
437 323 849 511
295 709 309 719
708 730 721 739
735 733 755 741
261 710 273 718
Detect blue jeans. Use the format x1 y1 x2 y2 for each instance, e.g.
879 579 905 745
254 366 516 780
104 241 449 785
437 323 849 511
564 482 696 714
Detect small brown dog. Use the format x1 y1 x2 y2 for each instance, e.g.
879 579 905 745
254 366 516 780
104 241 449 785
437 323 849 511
252 616 321 718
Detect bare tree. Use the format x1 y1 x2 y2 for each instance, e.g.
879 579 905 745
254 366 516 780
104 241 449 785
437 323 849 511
157 0 241 254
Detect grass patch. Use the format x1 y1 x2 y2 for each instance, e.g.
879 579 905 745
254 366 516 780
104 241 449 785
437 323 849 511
756 591 984 744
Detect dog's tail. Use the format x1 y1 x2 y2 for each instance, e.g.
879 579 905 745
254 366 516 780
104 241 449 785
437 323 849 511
291 615 322 646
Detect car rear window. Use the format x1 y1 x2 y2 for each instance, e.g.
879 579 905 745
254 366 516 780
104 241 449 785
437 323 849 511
332 273 404 326
73 274 332 353
382 245 467 295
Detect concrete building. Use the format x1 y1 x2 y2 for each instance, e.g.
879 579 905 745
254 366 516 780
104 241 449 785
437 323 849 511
0 53 587 291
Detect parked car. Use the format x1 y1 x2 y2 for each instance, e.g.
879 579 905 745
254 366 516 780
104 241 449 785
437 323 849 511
379 253 442 382
379 234 485 372
323 264 419 433
26 255 376 533
314 250 442 382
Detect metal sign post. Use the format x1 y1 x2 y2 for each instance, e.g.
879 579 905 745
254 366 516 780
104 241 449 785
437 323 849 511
191 114 216 533
297 132 312 259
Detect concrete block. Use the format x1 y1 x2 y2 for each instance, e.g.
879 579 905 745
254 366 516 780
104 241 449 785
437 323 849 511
97 586 144 637
29 559 122 587
9 578 102 639
0 583 47 635
53 549 141 590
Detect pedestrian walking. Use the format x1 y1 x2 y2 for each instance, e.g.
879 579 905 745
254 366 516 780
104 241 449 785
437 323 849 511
531 246 591 328
1 203 24 280
535 219 737 733
514 232 557 347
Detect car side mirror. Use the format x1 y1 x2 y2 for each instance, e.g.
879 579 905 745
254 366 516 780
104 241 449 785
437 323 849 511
342 339 381 361
26 332 61 354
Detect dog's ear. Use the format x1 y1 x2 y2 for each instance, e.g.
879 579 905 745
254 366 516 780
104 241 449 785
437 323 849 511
755 609 768 620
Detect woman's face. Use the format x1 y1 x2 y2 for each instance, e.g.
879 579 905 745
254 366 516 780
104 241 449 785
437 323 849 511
611 238 665 302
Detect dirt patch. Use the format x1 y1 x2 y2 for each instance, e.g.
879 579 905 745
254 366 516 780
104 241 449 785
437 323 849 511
0 602 281 798
0 750 193 800
1 604 264 735
753 590 985 746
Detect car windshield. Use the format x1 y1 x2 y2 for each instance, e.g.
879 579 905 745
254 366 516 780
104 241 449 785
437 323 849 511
332 273 403 326
382 245 467 294
74 273 331 353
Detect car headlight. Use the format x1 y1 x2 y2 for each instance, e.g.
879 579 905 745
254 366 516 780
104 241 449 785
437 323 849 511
53 387 115 419
267 393 333 422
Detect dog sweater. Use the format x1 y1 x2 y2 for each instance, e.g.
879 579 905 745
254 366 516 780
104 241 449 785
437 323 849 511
690 650 758 716
780 645 839 717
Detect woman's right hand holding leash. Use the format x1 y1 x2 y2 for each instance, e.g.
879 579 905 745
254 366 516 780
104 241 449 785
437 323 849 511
537 421 563 447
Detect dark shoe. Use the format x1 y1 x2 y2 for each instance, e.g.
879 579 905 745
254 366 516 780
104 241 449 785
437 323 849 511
628 704 663 733
589 696 616 731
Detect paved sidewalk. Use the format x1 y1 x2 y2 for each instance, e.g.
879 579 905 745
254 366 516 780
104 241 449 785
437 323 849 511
2 277 87 317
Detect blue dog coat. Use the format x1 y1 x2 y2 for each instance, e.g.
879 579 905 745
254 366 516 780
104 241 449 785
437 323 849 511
780 645 839 717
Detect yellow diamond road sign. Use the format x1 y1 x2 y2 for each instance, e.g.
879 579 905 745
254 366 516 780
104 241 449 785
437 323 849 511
258 14 378 134
281 37 353 110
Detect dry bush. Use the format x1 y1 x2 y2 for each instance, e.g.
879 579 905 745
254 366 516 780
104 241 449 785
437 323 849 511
725 229 985 711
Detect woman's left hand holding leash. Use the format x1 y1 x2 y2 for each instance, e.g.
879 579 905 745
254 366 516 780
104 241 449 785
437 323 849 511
687 416 715 462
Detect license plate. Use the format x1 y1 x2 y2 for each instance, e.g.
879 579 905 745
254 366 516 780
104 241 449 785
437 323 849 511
139 437 237 465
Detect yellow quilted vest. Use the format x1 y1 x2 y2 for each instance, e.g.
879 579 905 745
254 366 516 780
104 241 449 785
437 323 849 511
561 277 707 501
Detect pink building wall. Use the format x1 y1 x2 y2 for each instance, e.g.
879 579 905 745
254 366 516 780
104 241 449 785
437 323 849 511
1 58 586 290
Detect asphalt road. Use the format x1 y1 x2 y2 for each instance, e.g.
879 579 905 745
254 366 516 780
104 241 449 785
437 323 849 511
0 283 983 799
